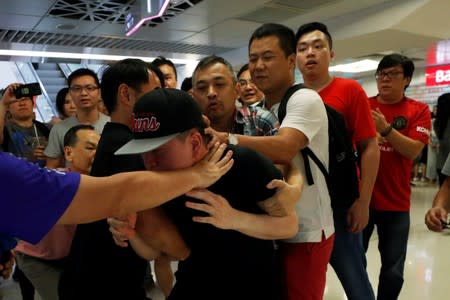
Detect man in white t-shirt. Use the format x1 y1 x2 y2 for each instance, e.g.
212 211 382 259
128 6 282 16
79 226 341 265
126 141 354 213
45 68 110 168
208 23 334 300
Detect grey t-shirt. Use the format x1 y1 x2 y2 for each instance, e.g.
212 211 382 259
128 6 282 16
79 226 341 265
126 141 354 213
44 113 110 159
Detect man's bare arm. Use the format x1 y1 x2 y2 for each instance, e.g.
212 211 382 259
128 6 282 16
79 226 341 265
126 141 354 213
185 189 299 240
258 162 303 217
57 143 233 224
207 127 308 165
135 207 190 260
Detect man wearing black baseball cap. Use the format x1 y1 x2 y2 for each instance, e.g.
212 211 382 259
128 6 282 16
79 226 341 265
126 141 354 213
112 88 300 300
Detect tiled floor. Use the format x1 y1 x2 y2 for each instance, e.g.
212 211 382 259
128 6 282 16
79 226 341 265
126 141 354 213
1 183 445 300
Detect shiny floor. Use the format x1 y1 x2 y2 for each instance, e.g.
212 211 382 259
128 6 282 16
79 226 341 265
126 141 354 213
0 183 446 300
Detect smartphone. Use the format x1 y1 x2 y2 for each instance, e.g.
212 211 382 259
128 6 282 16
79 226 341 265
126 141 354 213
14 82 42 99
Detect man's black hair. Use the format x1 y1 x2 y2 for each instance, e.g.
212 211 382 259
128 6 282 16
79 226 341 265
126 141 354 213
64 124 95 147
249 23 296 57
181 77 192 92
152 56 177 79
295 22 333 49
192 55 236 84
68 68 100 88
147 62 165 88
101 58 156 114
55 87 70 118
237 64 249 79
377 54 415 89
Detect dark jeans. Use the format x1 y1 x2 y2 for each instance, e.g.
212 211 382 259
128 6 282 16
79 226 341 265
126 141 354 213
363 210 410 300
329 208 375 300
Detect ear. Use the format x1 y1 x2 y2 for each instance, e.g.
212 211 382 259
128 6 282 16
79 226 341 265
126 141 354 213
64 146 73 162
117 83 132 108
190 131 204 159
404 76 412 88
330 49 335 61
235 81 240 94
288 53 296 69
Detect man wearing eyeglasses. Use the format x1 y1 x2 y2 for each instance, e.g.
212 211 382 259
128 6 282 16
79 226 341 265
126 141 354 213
363 53 431 299
236 63 264 107
45 68 110 168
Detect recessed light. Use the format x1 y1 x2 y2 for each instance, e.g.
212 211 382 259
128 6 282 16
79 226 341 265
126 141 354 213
56 23 77 31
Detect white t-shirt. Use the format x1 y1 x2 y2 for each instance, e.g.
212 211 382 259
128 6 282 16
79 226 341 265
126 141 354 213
272 88 334 243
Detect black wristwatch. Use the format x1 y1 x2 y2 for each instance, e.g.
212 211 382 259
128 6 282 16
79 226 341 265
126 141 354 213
380 124 393 137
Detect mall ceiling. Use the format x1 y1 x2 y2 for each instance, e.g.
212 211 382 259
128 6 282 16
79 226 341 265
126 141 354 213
0 0 448 67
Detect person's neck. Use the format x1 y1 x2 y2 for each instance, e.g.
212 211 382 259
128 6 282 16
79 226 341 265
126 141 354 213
264 78 295 109
76 108 100 124
303 74 333 92
12 117 33 128
376 94 404 105
211 109 236 132
110 109 130 126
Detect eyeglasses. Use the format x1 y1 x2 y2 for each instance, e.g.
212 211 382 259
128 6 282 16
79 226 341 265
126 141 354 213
375 71 404 80
238 78 255 87
69 85 99 94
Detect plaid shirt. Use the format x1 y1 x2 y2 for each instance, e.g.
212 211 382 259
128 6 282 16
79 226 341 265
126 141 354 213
234 105 279 136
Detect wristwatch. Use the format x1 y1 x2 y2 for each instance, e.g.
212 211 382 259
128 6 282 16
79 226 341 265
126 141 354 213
380 124 393 137
228 133 239 145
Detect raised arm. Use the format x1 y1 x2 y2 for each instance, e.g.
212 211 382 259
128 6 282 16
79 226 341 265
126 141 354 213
57 143 233 224
372 108 427 160
0 84 23 144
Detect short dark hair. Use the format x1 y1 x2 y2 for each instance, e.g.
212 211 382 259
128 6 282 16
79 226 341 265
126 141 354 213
295 22 333 49
237 64 249 79
100 59 153 114
55 87 70 118
152 56 177 79
249 23 296 57
64 124 95 147
377 54 415 89
147 62 165 88
181 77 192 92
68 68 100 88
192 55 236 84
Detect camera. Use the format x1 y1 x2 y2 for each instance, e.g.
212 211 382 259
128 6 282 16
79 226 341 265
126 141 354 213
14 82 42 99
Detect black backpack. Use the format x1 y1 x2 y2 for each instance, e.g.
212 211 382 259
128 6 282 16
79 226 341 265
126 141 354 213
277 84 359 209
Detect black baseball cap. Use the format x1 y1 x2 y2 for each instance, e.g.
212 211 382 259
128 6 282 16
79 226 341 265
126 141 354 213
115 88 205 155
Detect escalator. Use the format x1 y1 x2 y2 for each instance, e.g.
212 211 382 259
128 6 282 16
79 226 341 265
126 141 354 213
34 63 67 107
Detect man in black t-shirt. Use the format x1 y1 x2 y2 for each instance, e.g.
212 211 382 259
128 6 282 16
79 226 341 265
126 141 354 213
113 88 300 300
58 59 184 300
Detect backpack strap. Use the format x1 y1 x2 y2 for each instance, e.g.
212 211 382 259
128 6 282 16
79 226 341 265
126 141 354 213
301 147 330 186
277 83 306 123
278 83 327 187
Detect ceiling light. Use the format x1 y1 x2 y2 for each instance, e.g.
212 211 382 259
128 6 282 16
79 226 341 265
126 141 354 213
56 23 77 31
329 59 379 73
0 49 196 65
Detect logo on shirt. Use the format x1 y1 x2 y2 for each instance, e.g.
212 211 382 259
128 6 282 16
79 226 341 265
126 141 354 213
392 116 407 130
416 126 430 136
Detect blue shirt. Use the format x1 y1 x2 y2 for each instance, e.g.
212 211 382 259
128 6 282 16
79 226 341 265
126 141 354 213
0 152 80 244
